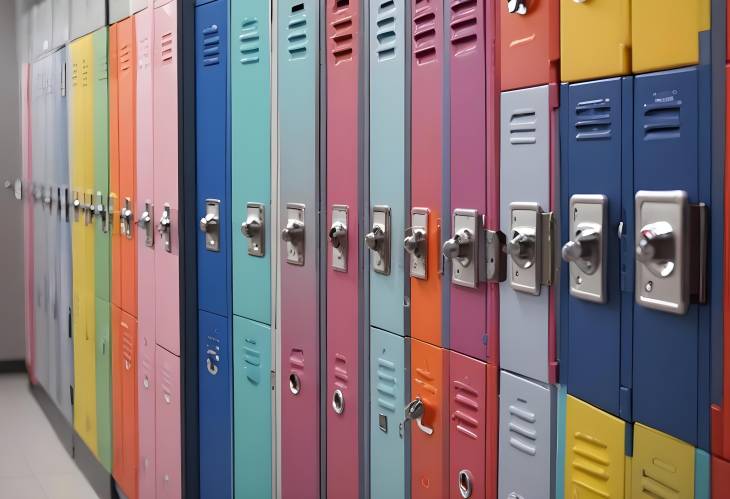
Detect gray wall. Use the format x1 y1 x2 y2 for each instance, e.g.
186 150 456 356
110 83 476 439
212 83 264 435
0 0 26 362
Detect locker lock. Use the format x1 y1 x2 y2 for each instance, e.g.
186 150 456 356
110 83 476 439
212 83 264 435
283 204 306 265
405 208 429 279
206 349 219 375
366 206 391 275
332 389 345 415
121 198 134 239
199 199 221 252
241 202 265 257
289 373 301 395
443 229 474 261
329 205 349 272
562 195 607 303
507 228 536 269
458 470 474 499
328 222 347 249
636 221 675 277
137 202 154 248
158 205 172 253
404 397 433 435
505 203 555 295
404 228 426 257
444 209 484 288
281 220 304 242
506 0 527 15
562 226 600 274
96 192 108 232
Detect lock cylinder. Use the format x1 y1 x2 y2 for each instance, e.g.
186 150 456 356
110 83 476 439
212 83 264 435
506 0 527 15
562 195 607 303
329 222 347 249
332 389 345 415
636 221 675 278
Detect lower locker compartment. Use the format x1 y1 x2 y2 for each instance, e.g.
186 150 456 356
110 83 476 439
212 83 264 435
631 423 695 498
233 316 272 499
74 292 98 455
155 345 181 499
498 370 556 499
410 339 448 499
96 297 112 472
138 331 156 499
199 310 232 499
370 327 408 499
712 455 730 498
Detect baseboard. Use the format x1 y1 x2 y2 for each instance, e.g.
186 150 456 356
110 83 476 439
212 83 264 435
0 359 26 373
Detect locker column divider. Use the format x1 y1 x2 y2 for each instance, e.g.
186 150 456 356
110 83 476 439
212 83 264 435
271 0 281 491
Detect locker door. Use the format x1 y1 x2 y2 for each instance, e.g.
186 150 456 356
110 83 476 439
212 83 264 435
370 328 409 498
499 85 559 385
52 0 70 49
95 297 112 471
633 67 710 447
368 0 409 338
559 0 630 82
498 370 556 499
198 310 232 499
118 17 138 318
110 24 122 312
112 306 124 486
564 395 628 498
447 0 488 360
120 311 139 499
231 0 272 326
631 423 695 498
632 0 710 74
448 352 486 499
277 0 321 495
70 0 107 41
562 77 633 420
325 0 362 494
155 346 181 499
409 339 448 499
233 316 273 499
153 1 180 355
499 0 558 91
718 64 730 464
410 0 445 349
134 8 156 499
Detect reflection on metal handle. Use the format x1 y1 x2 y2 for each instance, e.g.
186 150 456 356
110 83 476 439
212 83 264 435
404 228 426 257
289 373 301 395
199 213 219 233
241 218 261 238
507 0 527 15
365 226 384 251
507 230 536 269
636 221 676 278
458 470 474 498
281 220 304 242
561 226 600 275
332 389 345 414
328 222 347 249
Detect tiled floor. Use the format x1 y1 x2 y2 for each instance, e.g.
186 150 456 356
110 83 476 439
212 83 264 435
0 373 99 499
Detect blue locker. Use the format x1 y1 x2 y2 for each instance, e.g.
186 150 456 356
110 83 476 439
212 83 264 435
633 65 711 449
195 1 233 498
370 327 409 498
560 77 634 421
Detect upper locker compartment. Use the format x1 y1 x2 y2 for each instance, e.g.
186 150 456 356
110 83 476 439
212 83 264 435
52 0 70 49
31 0 52 59
500 0 559 91
560 0 630 82
70 0 107 42
632 0 710 74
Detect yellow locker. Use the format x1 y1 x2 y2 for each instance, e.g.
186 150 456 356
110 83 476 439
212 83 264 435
632 0 710 73
564 395 627 498
560 0 631 82
69 34 98 454
631 423 695 498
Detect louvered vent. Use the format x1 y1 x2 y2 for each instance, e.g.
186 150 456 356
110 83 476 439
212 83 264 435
376 0 397 61
120 43 132 73
414 365 438 397
71 63 78 88
570 431 612 495
96 53 108 81
202 24 221 66
138 36 151 70
331 15 354 64
452 379 481 440
288 3 308 60
240 19 260 65
413 0 436 65
375 356 397 413
643 101 681 141
639 458 683 498
81 59 89 88
244 337 261 384
161 32 174 63
450 0 478 54
334 354 348 389
121 322 134 367
575 99 611 141
509 109 537 145
508 401 538 456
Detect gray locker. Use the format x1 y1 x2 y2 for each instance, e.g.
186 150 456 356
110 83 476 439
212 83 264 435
499 85 557 385
498 370 556 499
70 0 106 41
52 0 70 49
109 0 133 24
31 0 53 59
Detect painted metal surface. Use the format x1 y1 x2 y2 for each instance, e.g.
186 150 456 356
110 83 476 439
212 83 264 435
561 77 634 420
31 0 52 60
69 0 107 42
52 0 70 49
718 63 730 466
633 66 711 448
631 0 710 74
499 0 558 91
410 0 445 349
370 328 409 499
22 63 35 384
498 370 556 499
277 0 321 494
499 84 559 385
233 316 272 499
410 339 448 499
631 423 696 498
559 0 631 82
155 345 182 499
369 0 409 338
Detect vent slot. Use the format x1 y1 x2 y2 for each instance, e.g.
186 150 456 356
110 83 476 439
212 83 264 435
120 44 132 73
509 109 537 145
243 337 261 384
202 24 221 66
334 354 348 389
450 0 478 54
138 37 151 70
161 32 174 63
452 380 481 440
414 366 438 396
335 0 349 8
240 19 260 65
643 102 681 141
376 0 397 61
288 5 308 60
640 468 681 498
375 356 397 413
508 403 538 456
575 99 611 141
413 8 436 64
96 55 108 81
121 324 134 364
71 63 78 87
570 431 611 494
331 16 354 63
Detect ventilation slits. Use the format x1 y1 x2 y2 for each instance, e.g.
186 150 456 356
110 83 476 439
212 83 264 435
376 356 397 412
243 337 261 384
201 24 221 66
81 60 89 88
331 16 354 63
452 380 481 440
508 402 538 456
96 53 108 81
570 431 612 495
509 109 537 145
288 3 308 60
376 0 397 61
334 354 348 389
240 19 260 65
138 37 151 70
161 32 174 63
640 467 681 498
121 323 134 365
71 63 78 88
643 101 681 141
413 4 437 65
414 366 438 396
575 98 611 141
450 0 478 54
120 43 132 73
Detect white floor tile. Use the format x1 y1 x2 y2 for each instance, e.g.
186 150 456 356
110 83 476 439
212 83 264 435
0 476 49 499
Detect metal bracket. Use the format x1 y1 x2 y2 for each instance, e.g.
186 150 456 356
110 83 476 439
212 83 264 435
563 194 607 304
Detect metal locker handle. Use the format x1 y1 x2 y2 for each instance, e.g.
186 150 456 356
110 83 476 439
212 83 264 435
458 470 474 498
241 217 262 238
328 222 347 249
332 389 345 414
404 227 426 258
443 229 474 262
507 229 536 269
281 220 304 242
561 225 601 275
636 221 676 278
506 0 527 15
289 373 301 395
199 213 219 233
403 398 433 435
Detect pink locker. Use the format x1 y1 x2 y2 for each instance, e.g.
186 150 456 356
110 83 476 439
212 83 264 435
155 345 181 499
152 0 179 355
135 7 156 499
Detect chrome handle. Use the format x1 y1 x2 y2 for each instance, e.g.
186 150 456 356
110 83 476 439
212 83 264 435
636 221 676 278
561 225 600 275
507 229 536 269
241 217 262 238
442 229 473 261
404 228 426 257
199 213 219 233
507 0 527 15
281 220 304 242
328 222 347 249
365 226 385 251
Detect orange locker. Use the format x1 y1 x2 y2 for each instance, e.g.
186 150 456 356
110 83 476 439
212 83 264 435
500 0 559 90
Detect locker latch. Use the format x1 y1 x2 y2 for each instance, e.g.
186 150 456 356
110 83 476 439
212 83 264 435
634 190 707 315
329 205 348 272
403 397 433 435
458 470 474 499
405 208 428 280
442 209 483 288
562 194 607 304
121 197 134 239
505 202 555 295
158 204 172 253
42 185 52 210
199 198 220 252
206 348 220 375
332 389 345 415
95 191 109 233
485 229 507 283
366 205 391 275
84 191 94 226
137 202 154 248
72 191 81 222
506 0 527 15
241 202 265 257
282 203 305 265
